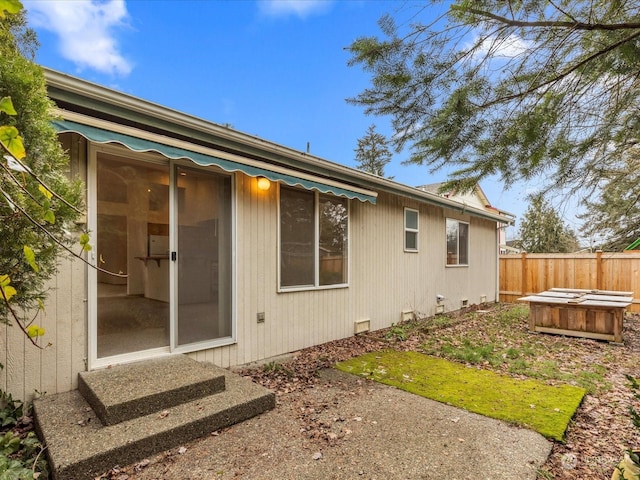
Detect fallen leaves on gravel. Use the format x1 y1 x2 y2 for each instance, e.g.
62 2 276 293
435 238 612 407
238 305 640 479
98 304 640 479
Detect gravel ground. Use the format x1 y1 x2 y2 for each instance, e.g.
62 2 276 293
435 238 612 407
100 304 640 480
112 368 550 480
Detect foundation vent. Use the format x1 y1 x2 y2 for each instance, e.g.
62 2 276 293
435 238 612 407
401 310 414 323
354 319 371 334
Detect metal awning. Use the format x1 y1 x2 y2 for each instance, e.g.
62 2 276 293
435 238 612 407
52 118 377 204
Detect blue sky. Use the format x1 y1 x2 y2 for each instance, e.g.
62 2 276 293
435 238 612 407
21 0 555 238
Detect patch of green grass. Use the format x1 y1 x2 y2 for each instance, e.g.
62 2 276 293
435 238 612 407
505 347 520 359
495 304 529 324
518 344 538 357
536 468 554 480
537 360 562 378
507 358 530 375
577 370 608 390
420 305 610 394
262 361 293 378
440 339 503 366
262 361 281 373
336 350 586 441
427 314 457 330
385 323 409 341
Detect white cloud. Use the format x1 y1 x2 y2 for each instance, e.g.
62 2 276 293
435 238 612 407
258 0 332 19
24 0 132 76
472 31 530 59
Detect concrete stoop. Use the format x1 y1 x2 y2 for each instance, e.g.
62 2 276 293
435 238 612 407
33 356 276 480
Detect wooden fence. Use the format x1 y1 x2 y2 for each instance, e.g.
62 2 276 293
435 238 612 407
499 251 640 312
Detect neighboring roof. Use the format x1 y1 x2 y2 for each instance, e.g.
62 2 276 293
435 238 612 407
44 68 514 225
417 183 515 222
500 244 523 254
625 238 640 250
418 182 490 202
417 183 446 195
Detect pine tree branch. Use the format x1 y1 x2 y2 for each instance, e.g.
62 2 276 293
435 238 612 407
479 29 640 108
459 6 640 31
548 0 579 24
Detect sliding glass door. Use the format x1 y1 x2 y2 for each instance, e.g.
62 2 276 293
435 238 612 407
176 166 232 347
95 154 170 358
92 150 233 365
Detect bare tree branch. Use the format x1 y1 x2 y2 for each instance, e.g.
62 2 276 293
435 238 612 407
460 6 640 31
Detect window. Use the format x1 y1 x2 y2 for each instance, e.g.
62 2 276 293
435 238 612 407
404 208 419 252
446 218 469 266
279 185 348 289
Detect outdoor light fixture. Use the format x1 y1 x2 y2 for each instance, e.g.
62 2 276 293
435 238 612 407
257 177 271 191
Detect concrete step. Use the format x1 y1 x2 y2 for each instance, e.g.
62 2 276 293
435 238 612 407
78 355 226 425
34 358 275 480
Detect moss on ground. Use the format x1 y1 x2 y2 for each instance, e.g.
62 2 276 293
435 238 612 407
336 350 586 441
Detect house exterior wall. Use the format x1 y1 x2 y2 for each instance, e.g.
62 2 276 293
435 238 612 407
1 133 88 401
188 187 499 367
349 192 498 326
1 137 500 401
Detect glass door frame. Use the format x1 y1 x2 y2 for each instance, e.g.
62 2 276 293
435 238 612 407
87 144 237 370
171 162 237 355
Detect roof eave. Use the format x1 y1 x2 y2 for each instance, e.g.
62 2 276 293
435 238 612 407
44 68 515 225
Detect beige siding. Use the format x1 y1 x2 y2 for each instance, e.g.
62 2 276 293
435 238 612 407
349 193 498 331
0 225 87 399
199 187 499 368
1 133 88 401
1 140 500 400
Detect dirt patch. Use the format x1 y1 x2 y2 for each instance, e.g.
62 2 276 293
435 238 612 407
100 304 640 480
99 366 551 480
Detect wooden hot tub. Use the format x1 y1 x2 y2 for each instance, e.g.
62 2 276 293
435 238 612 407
518 288 633 343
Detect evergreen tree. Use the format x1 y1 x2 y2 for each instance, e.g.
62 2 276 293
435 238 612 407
580 150 640 251
354 124 392 177
0 0 84 343
347 1 640 197
517 196 579 253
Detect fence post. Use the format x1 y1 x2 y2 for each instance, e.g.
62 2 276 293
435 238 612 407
521 252 528 296
596 250 603 291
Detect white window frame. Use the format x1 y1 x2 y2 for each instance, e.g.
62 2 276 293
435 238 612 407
277 185 349 292
404 207 419 252
446 218 470 267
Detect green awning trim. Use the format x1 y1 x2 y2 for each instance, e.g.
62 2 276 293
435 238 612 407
52 119 377 204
